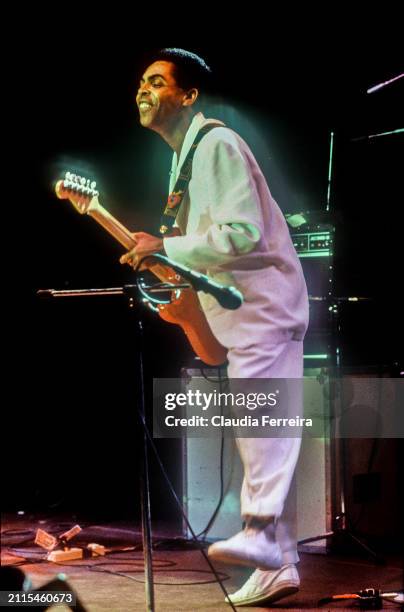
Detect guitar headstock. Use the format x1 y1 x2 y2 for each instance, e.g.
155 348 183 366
55 171 100 215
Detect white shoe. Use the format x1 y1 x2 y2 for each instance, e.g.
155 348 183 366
225 564 300 606
207 526 282 570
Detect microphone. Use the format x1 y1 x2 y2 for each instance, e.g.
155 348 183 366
150 253 243 310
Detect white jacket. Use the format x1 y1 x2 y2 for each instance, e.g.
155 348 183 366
163 113 309 351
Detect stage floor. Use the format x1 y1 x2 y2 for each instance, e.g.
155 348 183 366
1 514 402 611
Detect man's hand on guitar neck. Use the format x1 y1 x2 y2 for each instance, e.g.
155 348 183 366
119 232 164 269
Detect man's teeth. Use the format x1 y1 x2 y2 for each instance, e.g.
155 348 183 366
139 102 152 110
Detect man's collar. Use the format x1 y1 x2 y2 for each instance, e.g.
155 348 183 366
169 112 225 190
176 112 206 172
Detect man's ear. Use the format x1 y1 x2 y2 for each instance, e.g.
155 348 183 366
182 88 199 107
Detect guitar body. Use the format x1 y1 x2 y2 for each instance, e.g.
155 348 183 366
147 263 227 366
55 173 227 366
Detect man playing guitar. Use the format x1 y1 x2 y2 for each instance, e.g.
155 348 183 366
117 48 309 607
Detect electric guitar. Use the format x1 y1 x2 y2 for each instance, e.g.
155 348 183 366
55 172 227 366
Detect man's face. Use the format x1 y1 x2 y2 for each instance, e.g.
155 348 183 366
136 61 187 130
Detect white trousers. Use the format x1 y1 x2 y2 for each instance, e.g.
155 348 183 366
227 339 303 565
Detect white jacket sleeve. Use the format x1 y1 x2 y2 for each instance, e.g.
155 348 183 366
163 133 263 269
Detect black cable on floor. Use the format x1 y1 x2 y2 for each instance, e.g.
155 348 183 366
89 561 230 586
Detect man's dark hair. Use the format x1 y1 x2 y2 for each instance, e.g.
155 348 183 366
153 48 212 93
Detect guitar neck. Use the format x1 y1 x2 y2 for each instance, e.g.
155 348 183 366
89 202 170 280
88 204 135 250
56 175 172 280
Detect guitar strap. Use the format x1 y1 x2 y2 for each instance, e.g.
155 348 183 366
159 122 224 235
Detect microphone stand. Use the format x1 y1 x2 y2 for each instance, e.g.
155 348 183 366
37 274 237 612
295 85 397 560
38 280 191 612
298 296 385 565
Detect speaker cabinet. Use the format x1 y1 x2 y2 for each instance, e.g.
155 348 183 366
181 369 332 551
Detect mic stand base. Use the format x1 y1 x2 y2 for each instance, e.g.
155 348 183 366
298 516 385 565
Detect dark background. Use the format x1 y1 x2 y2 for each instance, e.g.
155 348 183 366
4 17 403 539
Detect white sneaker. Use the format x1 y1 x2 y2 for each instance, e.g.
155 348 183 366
225 564 300 606
207 526 282 570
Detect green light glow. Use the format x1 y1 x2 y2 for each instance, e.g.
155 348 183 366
304 354 328 359
299 251 331 258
